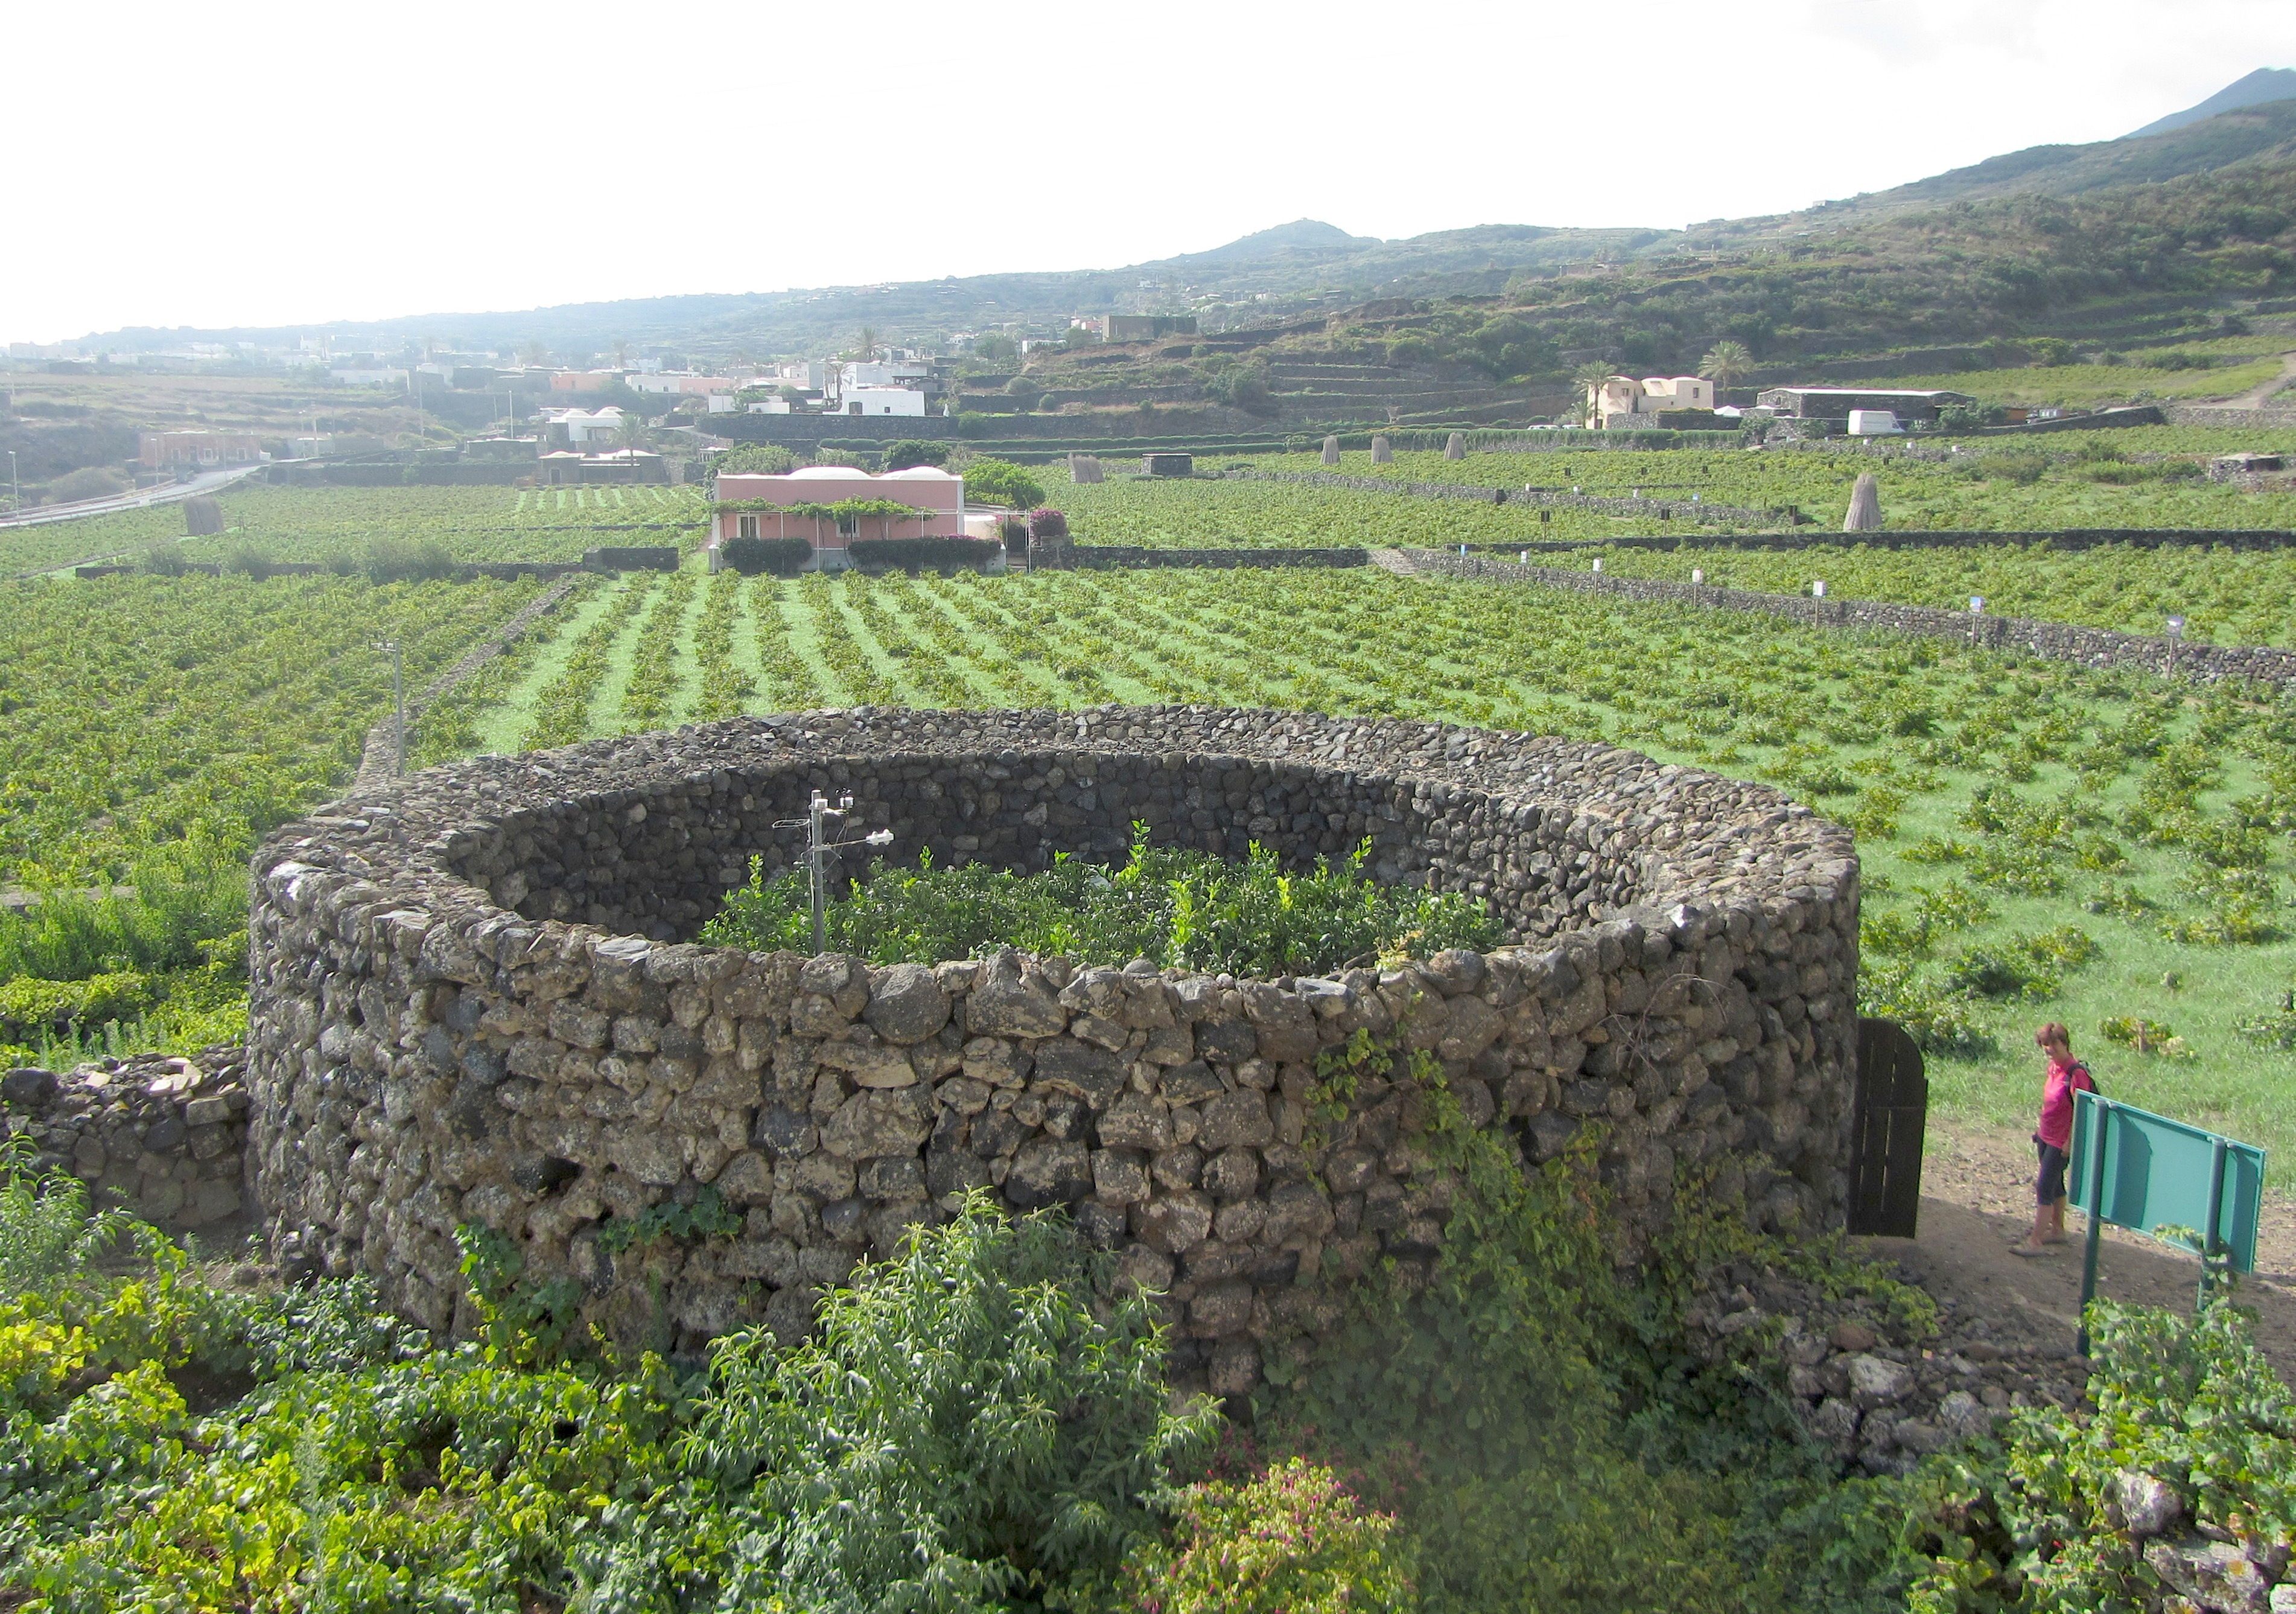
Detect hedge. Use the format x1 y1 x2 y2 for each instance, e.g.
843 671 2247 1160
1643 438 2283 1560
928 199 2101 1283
847 537 1000 572
720 536 815 576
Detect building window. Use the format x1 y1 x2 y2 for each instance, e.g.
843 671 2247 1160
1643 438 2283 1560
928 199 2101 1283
835 514 859 538
736 514 760 540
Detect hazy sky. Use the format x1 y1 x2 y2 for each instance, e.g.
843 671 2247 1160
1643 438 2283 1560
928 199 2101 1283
9 0 2296 343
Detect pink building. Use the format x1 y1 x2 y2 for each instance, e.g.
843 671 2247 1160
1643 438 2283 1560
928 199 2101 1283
713 465 965 552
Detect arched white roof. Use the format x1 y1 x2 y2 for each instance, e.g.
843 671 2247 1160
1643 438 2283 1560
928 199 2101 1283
786 464 873 480
882 465 961 480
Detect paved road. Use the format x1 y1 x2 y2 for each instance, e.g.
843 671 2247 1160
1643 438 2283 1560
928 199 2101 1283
0 462 261 530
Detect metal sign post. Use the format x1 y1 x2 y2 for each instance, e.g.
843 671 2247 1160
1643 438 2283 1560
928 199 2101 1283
2069 1091 2266 1354
2165 614 2186 678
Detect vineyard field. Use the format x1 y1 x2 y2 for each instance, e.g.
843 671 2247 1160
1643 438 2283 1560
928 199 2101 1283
1541 538 2296 646
0 572 547 882
1257 435 2296 531
0 483 709 576
460 564 2296 1168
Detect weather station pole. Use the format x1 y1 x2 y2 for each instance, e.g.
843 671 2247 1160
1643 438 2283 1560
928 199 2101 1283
778 791 894 955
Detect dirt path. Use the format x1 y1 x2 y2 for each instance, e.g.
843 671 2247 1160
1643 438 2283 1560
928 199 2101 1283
2188 349 2296 410
1856 1123 2296 1383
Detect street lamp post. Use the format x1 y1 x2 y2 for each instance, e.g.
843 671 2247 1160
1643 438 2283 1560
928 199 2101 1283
6 450 16 514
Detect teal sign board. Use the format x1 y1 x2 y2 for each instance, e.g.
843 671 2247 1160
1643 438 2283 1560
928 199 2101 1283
2067 1091 2266 1272
2067 1091 2266 1353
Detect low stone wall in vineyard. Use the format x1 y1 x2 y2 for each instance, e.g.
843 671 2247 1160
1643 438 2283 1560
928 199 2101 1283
1072 546 1368 569
1407 549 2296 690
247 707 1859 1393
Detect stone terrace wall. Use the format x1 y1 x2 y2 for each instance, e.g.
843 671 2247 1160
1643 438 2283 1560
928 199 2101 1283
2 1047 252 1231
1226 467 1779 526
246 708 1858 1393
1406 549 2296 691
1072 546 1368 569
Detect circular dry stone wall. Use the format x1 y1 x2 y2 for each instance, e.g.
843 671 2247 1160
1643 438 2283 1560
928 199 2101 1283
247 706 1860 1394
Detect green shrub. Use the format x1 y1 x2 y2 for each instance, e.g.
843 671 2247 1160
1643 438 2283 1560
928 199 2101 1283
221 543 276 580
2237 977 2296 1048
1125 1458 1416 1613
358 536 456 582
845 535 1000 572
0 1133 138 1295
963 458 1046 509
719 535 812 576
699 831 1501 975
688 1197 1218 1612
882 439 949 471
0 969 154 1039
1903 1300 2296 1611
712 444 798 477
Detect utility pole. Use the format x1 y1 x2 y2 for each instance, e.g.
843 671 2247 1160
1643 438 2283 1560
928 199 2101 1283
373 639 404 774
777 791 893 954
6 450 16 514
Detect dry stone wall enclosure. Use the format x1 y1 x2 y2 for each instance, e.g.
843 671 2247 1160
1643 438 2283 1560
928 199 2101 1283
246 707 1859 1394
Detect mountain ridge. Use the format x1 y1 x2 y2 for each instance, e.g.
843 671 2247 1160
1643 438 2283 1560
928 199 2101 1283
60 71 2296 362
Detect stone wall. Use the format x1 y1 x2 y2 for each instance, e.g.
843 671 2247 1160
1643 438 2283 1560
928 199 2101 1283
246 707 1858 1393
1072 546 1368 570
1474 528 2296 557
2 1047 251 1231
1405 549 2296 691
1226 468 1780 526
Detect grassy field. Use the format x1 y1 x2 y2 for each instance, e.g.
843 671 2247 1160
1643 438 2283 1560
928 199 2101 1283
454 561 2296 1172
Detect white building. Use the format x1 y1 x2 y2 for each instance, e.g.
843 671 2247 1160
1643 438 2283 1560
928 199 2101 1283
538 406 626 445
1589 374 1716 429
837 357 930 392
838 387 926 416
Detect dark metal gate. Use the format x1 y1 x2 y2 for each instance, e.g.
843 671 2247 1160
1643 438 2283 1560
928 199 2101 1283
1846 1016 1928 1237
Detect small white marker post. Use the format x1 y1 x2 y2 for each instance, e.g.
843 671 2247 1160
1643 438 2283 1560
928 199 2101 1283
1969 595 1984 645
1811 579 1825 598
1519 550 1528 564
1691 567 1705 586
1592 557 1603 573
2166 614 2186 677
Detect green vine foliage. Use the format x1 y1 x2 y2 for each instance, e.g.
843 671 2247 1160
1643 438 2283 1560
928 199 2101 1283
701 828 1500 977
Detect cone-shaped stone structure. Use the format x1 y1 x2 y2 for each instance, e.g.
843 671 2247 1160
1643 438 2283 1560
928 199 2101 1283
1843 473 1882 532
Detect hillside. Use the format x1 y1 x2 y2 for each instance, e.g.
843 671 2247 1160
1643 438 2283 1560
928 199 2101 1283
2130 66 2296 137
49 74 2296 435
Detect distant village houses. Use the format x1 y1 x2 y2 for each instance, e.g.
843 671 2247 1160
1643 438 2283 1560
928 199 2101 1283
139 430 262 469
538 406 626 447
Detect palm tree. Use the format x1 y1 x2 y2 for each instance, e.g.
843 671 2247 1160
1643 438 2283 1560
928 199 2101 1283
612 339 633 369
855 326 879 363
1698 340 1754 390
1571 362 1616 426
521 340 550 368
